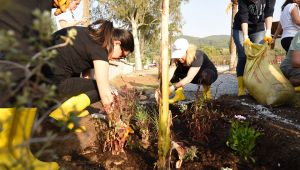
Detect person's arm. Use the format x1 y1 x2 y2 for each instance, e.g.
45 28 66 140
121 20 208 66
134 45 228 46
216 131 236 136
265 16 273 33
238 0 250 41
271 22 282 49
291 4 300 26
264 16 273 43
93 60 114 111
173 67 200 89
264 0 276 43
59 18 86 29
241 23 249 40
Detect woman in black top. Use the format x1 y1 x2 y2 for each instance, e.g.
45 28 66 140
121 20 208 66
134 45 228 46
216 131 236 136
45 19 134 127
232 0 275 96
167 38 218 103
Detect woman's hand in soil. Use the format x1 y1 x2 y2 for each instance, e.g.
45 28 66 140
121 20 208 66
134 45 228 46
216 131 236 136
104 102 114 127
110 86 119 96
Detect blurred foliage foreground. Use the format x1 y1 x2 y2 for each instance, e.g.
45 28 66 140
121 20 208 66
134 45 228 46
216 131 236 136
0 9 76 169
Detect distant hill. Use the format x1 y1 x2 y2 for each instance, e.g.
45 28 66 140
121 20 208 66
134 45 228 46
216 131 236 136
179 35 231 49
178 35 284 53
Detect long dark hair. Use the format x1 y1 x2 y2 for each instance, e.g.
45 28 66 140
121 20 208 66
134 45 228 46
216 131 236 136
88 19 134 55
282 0 294 11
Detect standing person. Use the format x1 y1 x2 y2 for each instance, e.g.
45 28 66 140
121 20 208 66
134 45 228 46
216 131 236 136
167 38 218 103
232 0 276 96
54 0 87 30
272 0 300 53
44 19 134 127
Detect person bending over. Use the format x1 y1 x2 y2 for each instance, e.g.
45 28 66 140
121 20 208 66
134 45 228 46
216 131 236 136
168 38 218 103
43 19 134 128
280 31 300 92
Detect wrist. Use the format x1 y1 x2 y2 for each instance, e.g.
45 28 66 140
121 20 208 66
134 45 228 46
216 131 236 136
170 85 176 93
265 29 271 36
243 34 249 40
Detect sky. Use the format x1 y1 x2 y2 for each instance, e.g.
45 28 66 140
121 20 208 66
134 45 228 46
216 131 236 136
74 0 285 38
181 0 285 38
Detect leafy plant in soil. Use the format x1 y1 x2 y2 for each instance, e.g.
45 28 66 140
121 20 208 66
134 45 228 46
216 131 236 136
226 116 262 162
102 86 138 155
134 105 151 149
181 94 218 142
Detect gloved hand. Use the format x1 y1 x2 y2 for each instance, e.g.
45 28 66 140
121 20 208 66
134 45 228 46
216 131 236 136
264 29 272 44
53 0 71 16
154 85 175 103
243 35 252 46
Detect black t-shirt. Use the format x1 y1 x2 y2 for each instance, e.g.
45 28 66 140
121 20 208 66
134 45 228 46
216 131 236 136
176 50 217 77
47 26 108 84
233 0 275 34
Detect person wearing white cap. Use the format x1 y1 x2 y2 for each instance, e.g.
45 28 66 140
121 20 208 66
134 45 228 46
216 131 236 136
168 38 218 103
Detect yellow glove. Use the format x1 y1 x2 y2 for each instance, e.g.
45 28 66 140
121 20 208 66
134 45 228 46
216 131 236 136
295 86 300 92
53 0 71 16
264 30 272 44
243 37 252 46
264 36 272 44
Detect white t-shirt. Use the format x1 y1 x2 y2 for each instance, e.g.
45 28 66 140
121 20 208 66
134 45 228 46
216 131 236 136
55 9 75 30
280 3 300 38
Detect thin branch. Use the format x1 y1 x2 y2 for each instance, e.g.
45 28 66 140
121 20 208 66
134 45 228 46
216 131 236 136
27 40 71 68
0 40 69 105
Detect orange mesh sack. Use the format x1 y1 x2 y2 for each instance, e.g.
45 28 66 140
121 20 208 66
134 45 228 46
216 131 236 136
243 43 295 106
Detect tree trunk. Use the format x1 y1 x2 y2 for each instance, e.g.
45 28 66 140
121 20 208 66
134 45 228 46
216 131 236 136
157 0 170 169
139 31 145 63
229 1 238 71
131 19 143 71
83 0 90 26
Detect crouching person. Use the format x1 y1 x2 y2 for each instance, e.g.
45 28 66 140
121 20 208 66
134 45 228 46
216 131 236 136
281 31 300 92
168 38 218 103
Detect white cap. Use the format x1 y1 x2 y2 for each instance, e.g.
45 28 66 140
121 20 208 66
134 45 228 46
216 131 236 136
171 38 189 59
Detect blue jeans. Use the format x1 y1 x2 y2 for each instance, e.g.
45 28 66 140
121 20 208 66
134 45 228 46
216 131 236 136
233 29 264 76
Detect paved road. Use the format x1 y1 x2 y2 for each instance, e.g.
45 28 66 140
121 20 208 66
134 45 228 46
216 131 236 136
184 73 238 100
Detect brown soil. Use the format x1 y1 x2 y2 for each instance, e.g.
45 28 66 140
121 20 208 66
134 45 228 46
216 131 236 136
31 69 300 170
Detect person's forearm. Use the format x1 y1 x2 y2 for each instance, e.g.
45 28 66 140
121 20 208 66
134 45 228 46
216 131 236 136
241 23 248 39
59 20 81 28
95 74 112 106
174 67 200 88
93 60 113 106
175 77 192 89
265 16 273 32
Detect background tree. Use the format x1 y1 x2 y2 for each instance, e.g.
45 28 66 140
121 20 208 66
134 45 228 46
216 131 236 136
227 0 238 70
98 0 187 70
